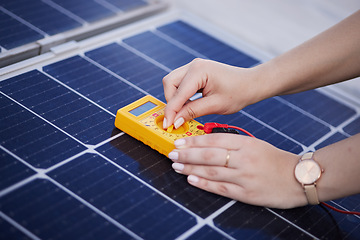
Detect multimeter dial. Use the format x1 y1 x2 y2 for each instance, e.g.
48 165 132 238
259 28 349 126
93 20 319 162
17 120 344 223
140 109 204 141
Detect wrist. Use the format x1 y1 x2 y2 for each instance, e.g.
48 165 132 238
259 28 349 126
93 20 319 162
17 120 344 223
249 62 283 103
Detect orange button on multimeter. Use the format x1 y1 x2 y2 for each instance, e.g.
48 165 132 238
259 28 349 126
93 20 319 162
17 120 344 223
115 95 205 156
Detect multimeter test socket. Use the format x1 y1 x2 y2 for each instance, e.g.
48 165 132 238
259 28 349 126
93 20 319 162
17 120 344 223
115 95 205 156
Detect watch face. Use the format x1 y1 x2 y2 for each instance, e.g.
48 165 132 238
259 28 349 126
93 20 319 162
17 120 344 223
295 160 321 184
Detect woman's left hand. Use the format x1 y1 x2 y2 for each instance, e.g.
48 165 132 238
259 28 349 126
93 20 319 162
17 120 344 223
168 133 306 209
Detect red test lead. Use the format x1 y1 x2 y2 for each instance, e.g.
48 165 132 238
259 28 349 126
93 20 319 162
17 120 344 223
197 122 255 137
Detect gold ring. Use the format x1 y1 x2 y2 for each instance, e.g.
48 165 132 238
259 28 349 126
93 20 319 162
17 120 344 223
224 150 230 168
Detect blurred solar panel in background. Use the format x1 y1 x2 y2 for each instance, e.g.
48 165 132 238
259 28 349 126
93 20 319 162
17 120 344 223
0 0 166 67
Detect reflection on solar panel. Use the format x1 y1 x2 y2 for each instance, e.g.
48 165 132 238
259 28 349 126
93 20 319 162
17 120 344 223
1 17 359 240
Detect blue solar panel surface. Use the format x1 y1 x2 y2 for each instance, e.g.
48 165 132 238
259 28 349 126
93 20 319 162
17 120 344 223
0 11 43 49
1 19 360 240
1 0 81 36
0 0 150 50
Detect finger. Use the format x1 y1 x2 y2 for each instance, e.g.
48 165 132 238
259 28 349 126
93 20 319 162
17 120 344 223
187 175 244 201
162 65 190 129
172 163 238 183
169 147 232 167
174 134 254 151
163 63 190 102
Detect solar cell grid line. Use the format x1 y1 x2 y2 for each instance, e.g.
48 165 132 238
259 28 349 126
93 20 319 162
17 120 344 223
42 0 88 25
0 213 36 240
48 153 197 240
153 29 208 60
119 40 173 73
314 132 348 150
184 225 230 240
84 42 168 102
0 10 43 50
0 0 82 36
43 55 146 114
96 134 231 219
105 0 148 11
0 70 115 146
242 97 331 147
0 93 87 169
197 112 304 154
81 55 152 101
278 90 357 127
0 147 36 191
47 0 116 23
156 21 260 68
271 203 360 239
0 179 134 240
123 31 198 70
46 174 142 240
94 143 235 239
344 116 360 136
213 202 314 239
333 195 360 219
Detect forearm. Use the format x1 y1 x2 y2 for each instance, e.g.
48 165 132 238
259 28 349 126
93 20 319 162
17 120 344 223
315 133 360 202
254 10 360 99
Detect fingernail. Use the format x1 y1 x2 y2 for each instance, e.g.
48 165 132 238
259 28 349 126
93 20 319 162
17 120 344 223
163 118 168 129
188 175 199 184
174 117 184 129
168 151 179 161
174 138 186 148
172 163 184 172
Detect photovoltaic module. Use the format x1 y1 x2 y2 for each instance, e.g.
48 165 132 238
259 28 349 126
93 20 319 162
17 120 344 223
0 1 359 239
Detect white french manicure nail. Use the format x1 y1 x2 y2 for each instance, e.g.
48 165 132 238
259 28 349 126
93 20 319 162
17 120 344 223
174 139 186 148
188 175 199 183
174 117 184 129
163 118 167 129
168 151 179 160
172 163 184 172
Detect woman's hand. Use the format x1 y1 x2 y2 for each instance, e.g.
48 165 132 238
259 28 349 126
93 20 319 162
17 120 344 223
168 133 307 209
162 58 264 129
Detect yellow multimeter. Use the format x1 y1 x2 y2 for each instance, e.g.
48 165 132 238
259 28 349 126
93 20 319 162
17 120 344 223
115 95 205 156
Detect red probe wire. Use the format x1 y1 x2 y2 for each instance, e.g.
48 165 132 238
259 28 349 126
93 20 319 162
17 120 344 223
321 202 360 216
197 122 255 137
199 122 360 216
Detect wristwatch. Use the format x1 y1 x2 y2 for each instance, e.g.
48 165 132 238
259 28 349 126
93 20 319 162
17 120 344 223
294 152 323 205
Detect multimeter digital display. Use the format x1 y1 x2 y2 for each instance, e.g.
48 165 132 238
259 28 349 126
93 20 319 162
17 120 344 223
129 101 157 116
115 95 205 156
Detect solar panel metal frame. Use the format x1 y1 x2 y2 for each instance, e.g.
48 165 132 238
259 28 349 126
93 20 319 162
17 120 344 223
1 9 359 240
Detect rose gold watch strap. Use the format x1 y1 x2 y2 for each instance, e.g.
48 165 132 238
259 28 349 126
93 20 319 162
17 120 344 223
304 184 320 205
301 152 314 160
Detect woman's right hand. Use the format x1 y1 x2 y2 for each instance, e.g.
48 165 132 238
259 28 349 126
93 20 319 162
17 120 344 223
162 58 264 129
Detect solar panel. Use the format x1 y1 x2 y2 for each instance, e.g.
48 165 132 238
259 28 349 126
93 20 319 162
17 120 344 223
0 0 167 67
0 10 43 49
50 0 116 23
1 11 359 240
1 0 81 36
